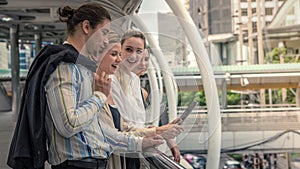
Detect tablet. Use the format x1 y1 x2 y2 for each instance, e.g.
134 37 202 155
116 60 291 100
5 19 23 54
179 100 197 123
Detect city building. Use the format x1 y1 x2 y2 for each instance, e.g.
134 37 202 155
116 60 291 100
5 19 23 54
0 41 8 69
186 0 300 66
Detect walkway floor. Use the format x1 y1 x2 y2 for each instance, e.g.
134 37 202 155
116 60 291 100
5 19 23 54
0 111 51 169
0 111 15 169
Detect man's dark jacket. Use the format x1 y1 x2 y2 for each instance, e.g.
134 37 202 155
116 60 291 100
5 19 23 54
7 44 96 169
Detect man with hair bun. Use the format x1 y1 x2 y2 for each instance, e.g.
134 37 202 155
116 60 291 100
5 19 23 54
7 2 163 169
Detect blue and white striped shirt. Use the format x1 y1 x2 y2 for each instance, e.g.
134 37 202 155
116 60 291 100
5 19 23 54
45 62 142 165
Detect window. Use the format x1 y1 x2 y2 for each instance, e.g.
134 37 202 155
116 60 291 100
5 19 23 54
265 8 273 15
242 9 247 16
241 0 256 2
265 21 271 26
252 22 257 32
252 8 256 15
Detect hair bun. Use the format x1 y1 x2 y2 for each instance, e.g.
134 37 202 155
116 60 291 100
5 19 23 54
58 6 76 22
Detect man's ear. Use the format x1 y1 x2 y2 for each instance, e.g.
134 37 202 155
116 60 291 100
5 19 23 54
81 20 90 35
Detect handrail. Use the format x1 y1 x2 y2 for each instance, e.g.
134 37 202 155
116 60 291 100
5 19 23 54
177 106 300 114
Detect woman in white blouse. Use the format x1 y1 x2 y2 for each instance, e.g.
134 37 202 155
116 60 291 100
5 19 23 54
111 29 148 128
110 30 182 167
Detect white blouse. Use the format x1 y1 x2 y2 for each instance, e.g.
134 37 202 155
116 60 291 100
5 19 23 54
111 72 146 128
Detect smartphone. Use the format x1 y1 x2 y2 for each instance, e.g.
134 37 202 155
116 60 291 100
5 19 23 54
178 100 197 124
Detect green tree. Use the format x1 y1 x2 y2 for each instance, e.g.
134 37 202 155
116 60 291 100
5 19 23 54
177 91 206 106
265 47 298 104
227 91 241 105
265 47 287 63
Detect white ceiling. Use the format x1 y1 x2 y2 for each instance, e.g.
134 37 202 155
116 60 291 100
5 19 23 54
0 0 142 41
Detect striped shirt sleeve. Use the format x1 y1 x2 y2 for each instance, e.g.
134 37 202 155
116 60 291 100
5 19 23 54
45 63 106 138
98 117 143 152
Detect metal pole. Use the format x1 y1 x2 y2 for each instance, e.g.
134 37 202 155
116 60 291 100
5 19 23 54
34 26 42 54
10 25 20 119
164 1 222 168
268 88 273 107
222 79 227 109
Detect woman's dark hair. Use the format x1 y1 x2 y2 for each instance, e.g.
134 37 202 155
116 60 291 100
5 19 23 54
58 2 111 36
121 29 146 49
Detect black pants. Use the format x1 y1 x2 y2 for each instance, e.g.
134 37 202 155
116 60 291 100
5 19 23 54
52 164 83 169
52 158 107 169
124 157 140 169
120 153 140 169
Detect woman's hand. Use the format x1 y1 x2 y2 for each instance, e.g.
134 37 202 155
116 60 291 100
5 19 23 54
142 134 164 149
167 139 181 163
170 117 183 125
156 124 183 139
94 69 111 97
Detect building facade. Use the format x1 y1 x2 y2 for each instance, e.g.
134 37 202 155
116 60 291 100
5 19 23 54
186 0 295 66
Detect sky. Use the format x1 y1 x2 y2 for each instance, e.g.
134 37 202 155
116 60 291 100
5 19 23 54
135 0 172 35
137 0 198 67
137 0 184 34
139 0 186 13
139 0 172 13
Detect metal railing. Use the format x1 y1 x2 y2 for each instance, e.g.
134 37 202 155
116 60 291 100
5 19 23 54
177 104 300 132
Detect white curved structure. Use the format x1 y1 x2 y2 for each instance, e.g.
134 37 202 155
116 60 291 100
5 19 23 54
164 0 222 168
131 15 179 124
